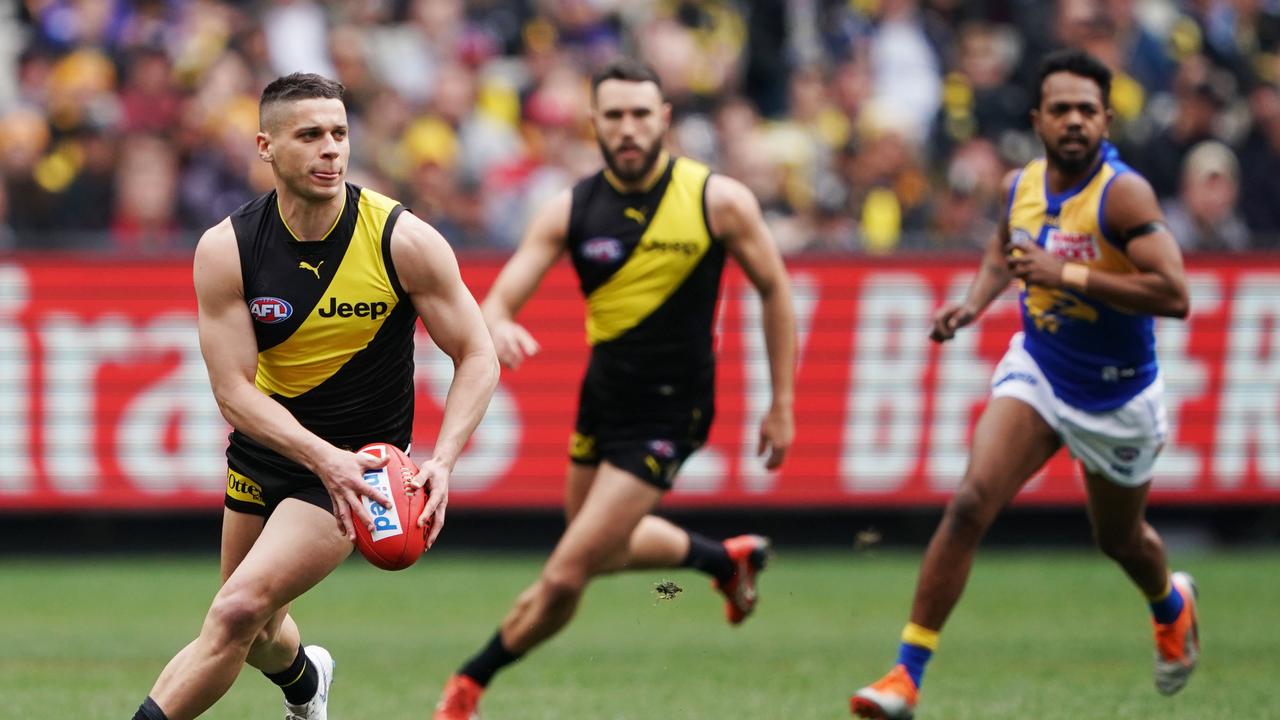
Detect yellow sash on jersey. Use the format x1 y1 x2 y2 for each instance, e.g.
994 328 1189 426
585 158 712 344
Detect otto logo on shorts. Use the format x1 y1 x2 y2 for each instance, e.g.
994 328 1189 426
1113 446 1141 462
648 439 677 459
582 237 624 263
1045 229 1100 262
249 297 293 324
361 467 402 541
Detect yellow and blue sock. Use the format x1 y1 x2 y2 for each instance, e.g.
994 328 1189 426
1148 578 1185 625
896 622 939 687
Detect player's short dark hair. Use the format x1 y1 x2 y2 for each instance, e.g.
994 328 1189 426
591 58 664 99
259 73 345 127
1034 49 1111 109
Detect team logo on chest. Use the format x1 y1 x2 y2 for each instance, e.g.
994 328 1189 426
249 297 293 324
582 237 625 264
1045 228 1100 262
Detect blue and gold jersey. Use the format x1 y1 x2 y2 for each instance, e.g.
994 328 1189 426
1008 142 1157 411
227 182 416 469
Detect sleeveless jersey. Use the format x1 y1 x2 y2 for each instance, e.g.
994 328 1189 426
226 182 415 467
567 156 725 381
1008 142 1158 411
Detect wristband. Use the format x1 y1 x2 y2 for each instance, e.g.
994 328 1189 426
1061 262 1089 292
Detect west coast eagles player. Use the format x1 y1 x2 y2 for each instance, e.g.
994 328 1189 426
130 73 498 720
432 58 797 719
850 49 1199 719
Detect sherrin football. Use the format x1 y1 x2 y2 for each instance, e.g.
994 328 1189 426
352 442 428 570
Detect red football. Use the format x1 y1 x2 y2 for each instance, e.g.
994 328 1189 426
352 443 428 570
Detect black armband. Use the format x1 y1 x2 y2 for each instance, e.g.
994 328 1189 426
1122 221 1167 242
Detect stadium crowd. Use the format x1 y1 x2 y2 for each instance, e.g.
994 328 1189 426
3 0 1280 255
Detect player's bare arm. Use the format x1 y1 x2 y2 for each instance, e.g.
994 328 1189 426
931 169 1019 343
480 188 571 369
193 218 390 540
706 173 796 469
1006 172 1189 318
392 212 500 544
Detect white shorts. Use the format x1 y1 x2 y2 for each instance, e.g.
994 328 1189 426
990 334 1168 486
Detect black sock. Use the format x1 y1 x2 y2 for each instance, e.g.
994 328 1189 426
683 532 734 583
263 645 319 705
132 697 169 720
459 630 523 687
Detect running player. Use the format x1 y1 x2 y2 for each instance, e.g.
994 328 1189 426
431 58 797 719
130 73 499 720
850 49 1198 719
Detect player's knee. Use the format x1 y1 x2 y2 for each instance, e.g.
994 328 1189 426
539 567 587 606
206 590 273 645
944 484 997 535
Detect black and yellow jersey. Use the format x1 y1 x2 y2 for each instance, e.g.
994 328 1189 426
226 182 416 470
567 156 725 381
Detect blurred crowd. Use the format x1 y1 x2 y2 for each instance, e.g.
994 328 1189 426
3 0 1280 255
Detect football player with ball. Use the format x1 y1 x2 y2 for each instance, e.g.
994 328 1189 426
129 73 498 720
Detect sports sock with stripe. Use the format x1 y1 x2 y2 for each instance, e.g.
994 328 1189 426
896 622 940 687
264 645 319 705
1148 578 1185 625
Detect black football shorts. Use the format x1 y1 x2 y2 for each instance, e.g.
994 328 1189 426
568 359 715 490
224 442 332 517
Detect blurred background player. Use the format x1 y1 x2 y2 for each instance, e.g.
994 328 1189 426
130 73 498 720
850 49 1198 719
431 58 796 720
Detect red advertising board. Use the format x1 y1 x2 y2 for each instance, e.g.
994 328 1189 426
1 255 1277 510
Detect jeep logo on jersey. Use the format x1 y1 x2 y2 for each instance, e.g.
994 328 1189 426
641 237 701 255
249 297 293 324
582 237 624 263
318 296 389 320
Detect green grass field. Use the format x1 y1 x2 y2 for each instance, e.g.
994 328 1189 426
1 548 1275 719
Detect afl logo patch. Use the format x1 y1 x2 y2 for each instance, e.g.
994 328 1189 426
249 297 293 324
1010 228 1034 248
582 237 624 263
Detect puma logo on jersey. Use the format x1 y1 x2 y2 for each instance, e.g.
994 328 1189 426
624 207 647 225
299 260 324 278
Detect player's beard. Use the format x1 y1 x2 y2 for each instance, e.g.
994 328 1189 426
599 137 664 183
1045 135 1100 176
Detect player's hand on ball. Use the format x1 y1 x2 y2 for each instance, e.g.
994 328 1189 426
406 457 451 548
490 319 540 369
317 448 391 541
